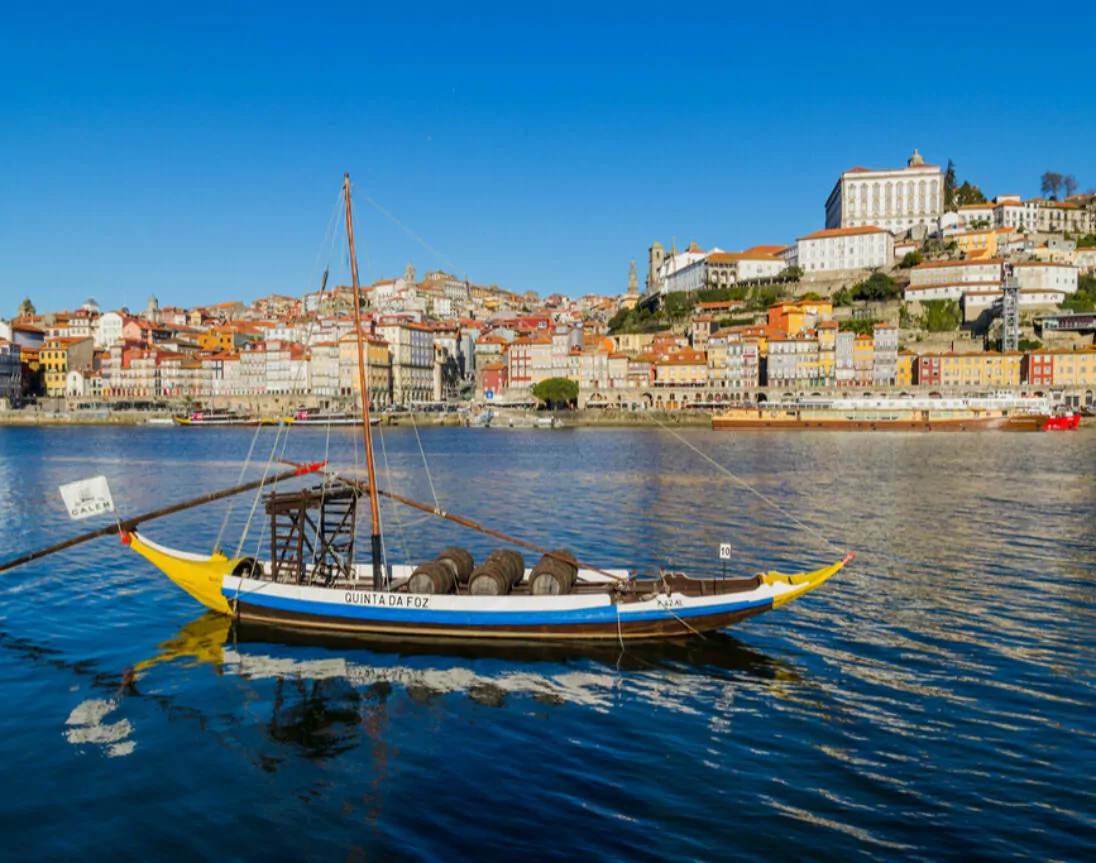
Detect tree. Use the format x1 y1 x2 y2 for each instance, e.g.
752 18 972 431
1063 174 1079 198
800 290 824 301
607 307 630 332
954 182 987 206
532 377 579 409
1059 273 1096 313
832 287 854 307
919 299 962 332
840 318 880 336
855 271 899 301
779 265 804 282
1041 171 1064 200
898 250 923 268
944 159 957 211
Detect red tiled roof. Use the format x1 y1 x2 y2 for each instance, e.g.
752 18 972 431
798 226 891 241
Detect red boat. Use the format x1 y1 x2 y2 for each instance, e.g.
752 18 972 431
1042 413 1082 431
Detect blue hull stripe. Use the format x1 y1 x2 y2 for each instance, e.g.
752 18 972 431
225 589 773 627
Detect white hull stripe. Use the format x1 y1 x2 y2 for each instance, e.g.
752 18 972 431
222 578 777 626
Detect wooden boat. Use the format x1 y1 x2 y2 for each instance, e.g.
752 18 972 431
713 395 1064 432
1 175 851 643
173 410 288 427
123 529 852 641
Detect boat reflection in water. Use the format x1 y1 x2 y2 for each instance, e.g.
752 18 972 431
132 612 800 745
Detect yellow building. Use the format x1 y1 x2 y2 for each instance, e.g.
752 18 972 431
654 348 707 386
897 350 915 388
937 351 1022 388
42 336 94 397
611 332 656 354
339 334 392 405
768 299 834 336
954 228 998 258
852 334 874 385
198 328 238 352
817 322 837 384
1049 349 1096 386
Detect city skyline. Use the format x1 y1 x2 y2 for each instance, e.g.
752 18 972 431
3 0 1094 314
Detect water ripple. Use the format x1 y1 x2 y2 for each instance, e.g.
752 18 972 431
0 426 1094 860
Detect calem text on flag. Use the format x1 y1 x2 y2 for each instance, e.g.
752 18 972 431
59 476 116 521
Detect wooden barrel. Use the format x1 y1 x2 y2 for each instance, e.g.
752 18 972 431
484 549 525 587
435 547 475 585
467 559 513 596
407 560 455 595
529 550 578 595
550 549 578 580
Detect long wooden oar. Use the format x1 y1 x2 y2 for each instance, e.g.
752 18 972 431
336 474 628 582
0 462 327 576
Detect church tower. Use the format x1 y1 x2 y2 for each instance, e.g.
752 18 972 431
147 295 160 324
647 240 665 293
17 297 36 318
404 262 416 284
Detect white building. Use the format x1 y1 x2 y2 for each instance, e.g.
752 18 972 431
795 226 894 273
872 324 898 386
308 342 342 396
265 340 309 393
0 340 21 406
962 289 1066 316
904 281 1000 303
657 242 719 295
377 322 435 404
240 343 268 394
1011 262 1078 294
704 252 786 286
825 150 944 236
955 203 994 229
908 259 1004 287
95 312 128 349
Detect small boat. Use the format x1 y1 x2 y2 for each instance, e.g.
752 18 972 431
713 395 1066 432
1 175 851 644
289 409 380 427
1043 410 1082 431
173 411 291 427
174 410 254 427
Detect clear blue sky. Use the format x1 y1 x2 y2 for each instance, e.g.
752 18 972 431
2 0 1093 315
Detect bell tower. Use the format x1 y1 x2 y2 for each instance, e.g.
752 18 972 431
647 241 664 293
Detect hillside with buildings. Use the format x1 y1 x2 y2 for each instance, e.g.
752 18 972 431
2 151 1095 414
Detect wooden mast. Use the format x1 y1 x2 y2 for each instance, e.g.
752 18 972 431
343 173 384 587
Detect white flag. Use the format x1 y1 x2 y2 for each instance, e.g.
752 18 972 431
59 476 116 521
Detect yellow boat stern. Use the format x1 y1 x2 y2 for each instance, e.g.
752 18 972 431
125 531 236 615
762 552 854 608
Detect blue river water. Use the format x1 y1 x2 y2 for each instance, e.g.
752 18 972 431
0 424 1093 861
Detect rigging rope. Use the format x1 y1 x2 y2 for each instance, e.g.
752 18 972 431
407 408 441 513
376 421 412 567
250 423 292 565
235 422 285 558
355 185 466 278
213 421 264 554
305 188 346 301
649 416 844 558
